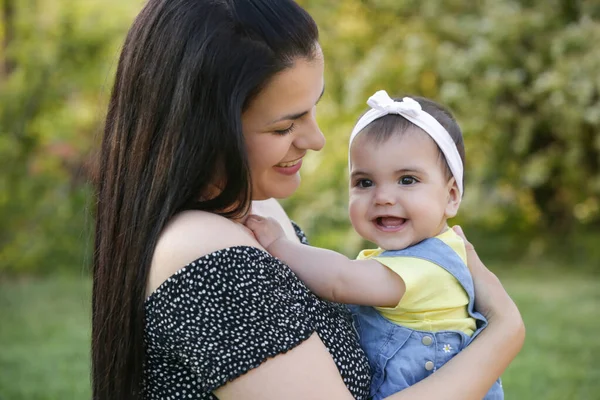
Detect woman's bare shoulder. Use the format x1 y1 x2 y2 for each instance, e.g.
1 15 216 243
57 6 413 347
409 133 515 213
147 210 263 296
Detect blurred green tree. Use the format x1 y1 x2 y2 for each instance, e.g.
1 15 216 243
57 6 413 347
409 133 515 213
0 0 139 273
290 0 600 264
1 0 599 273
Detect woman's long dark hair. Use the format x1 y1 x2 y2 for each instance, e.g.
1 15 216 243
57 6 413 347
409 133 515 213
92 1 318 398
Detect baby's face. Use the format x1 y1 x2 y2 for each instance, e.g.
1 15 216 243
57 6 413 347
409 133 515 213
348 128 460 250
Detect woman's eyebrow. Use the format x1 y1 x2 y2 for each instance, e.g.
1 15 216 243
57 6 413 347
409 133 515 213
270 110 309 124
269 85 325 124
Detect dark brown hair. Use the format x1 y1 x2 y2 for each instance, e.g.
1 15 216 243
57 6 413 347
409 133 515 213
92 1 319 399
356 96 465 188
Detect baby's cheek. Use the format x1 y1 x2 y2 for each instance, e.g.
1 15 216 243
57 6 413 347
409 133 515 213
348 202 367 237
348 202 359 227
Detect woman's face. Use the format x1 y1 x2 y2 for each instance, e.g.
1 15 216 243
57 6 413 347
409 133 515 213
242 48 326 200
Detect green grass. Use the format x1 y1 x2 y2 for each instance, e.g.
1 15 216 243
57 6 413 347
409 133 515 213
0 276 91 400
497 271 600 400
0 272 599 399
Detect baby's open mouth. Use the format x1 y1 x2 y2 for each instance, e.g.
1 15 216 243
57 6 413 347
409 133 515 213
375 216 406 229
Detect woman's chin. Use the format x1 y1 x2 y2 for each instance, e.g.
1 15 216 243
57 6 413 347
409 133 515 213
253 179 300 200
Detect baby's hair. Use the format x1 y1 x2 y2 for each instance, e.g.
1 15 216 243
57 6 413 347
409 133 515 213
357 96 465 189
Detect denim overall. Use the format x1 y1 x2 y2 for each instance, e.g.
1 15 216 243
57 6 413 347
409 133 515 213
350 238 504 400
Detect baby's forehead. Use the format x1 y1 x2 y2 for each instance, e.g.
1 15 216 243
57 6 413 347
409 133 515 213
348 128 446 171
350 125 436 151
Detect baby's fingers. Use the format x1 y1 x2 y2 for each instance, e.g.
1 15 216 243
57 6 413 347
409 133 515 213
243 215 283 249
244 214 265 230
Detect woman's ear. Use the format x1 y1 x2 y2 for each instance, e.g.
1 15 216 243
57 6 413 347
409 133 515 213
445 177 461 218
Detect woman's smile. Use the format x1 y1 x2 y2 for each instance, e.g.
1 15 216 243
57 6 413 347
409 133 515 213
274 158 303 175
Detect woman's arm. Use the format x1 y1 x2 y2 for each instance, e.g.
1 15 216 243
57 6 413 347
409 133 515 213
245 214 405 307
216 310 522 400
214 333 355 400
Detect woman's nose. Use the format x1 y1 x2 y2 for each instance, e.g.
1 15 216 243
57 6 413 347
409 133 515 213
296 114 325 151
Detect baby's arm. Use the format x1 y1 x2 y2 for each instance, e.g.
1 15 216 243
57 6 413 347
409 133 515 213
245 215 404 307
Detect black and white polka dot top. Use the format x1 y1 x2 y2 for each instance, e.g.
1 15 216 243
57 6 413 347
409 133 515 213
143 224 371 399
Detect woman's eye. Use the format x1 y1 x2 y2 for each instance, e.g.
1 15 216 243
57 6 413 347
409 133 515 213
356 179 373 188
274 123 295 135
399 176 417 185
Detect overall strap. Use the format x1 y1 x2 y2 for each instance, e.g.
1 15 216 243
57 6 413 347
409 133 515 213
380 238 475 304
379 238 488 341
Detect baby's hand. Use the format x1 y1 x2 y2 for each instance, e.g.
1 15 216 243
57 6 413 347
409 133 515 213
244 214 287 251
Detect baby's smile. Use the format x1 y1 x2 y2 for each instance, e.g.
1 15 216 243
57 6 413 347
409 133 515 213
373 216 408 232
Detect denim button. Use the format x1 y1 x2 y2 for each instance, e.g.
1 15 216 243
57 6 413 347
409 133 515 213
421 336 433 346
425 361 434 371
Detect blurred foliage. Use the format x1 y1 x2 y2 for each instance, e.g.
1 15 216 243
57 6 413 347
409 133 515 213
0 0 141 273
1 0 599 274
290 0 600 265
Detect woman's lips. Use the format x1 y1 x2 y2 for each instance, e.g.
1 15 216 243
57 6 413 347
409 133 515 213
274 158 303 175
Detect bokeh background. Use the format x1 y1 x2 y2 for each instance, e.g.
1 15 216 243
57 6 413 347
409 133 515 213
1 0 599 399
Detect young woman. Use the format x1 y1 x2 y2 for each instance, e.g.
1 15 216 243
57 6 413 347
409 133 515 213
92 1 525 399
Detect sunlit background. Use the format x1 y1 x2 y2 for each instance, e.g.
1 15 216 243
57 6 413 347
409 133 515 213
1 0 599 399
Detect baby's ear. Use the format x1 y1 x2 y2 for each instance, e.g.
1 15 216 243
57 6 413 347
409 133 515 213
445 178 461 218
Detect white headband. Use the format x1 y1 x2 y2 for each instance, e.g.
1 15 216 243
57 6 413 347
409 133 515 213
349 90 463 196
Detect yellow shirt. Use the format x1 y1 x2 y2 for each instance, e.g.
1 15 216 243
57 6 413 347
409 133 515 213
357 229 476 336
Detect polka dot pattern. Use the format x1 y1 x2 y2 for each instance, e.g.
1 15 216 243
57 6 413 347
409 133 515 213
142 225 371 399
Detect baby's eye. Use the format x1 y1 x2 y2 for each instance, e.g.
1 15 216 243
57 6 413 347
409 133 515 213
356 179 373 188
399 176 418 185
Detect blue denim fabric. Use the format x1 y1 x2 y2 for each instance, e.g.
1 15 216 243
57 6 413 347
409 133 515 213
350 238 503 400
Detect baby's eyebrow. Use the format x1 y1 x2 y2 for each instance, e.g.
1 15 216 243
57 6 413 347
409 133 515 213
350 169 369 178
394 167 425 175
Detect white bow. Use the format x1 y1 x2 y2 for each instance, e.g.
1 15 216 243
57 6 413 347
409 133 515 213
367 91 421 118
